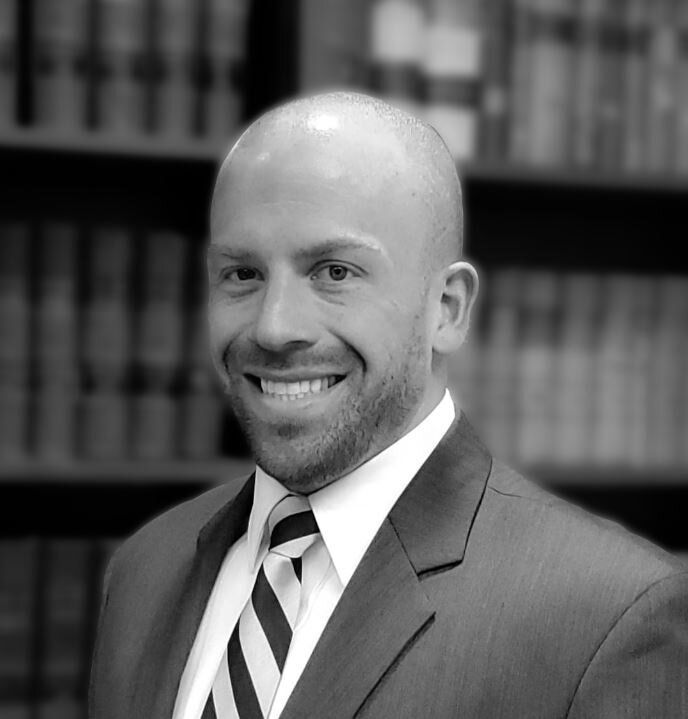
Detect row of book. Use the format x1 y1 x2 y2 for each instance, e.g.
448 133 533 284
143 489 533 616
0 536 119 719
452 269 688 469
0 221 230 462
366 0 688 171
0 0 248 142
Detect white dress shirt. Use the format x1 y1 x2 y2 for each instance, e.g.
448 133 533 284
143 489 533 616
173 390 456 719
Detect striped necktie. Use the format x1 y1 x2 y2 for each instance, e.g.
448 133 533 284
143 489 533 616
206 494 321 719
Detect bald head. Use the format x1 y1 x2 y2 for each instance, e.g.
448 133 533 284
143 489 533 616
212 91 464 269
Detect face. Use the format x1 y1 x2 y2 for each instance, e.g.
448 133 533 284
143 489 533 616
208 119 444 492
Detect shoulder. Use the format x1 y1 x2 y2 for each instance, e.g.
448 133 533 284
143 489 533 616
109 474 250 581
478 460 686 605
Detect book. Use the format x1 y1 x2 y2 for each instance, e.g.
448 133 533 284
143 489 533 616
479 0 512 161
645 0 679 173
524 0 576 165
32 0 88 131
675 0 688 172
155 0 195 138
81 226 132 389
368 0 424 116
0 0 17 129
33 222 79 461
516 270 559 465
595 0 626 170
508 0 535 162
37 540 90 718
0 221 30 388
479 268 520 463
553 273 600 465
179 245 222 459
0 539 39 710
205 0 248 141
646 278 686 466
591 274 636 465
133 230 186 391
298 0 368 95
621 0 652 172
571 0 606 167
422 0 483 162
95 0 146 135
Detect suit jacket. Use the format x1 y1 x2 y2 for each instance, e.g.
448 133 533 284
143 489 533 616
89 417 688 718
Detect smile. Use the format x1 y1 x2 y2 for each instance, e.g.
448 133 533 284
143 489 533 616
247 375 345 401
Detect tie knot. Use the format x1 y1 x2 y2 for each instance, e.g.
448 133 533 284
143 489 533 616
267 495 320 559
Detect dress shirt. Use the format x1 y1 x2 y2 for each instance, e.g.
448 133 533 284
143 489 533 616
173 390 456 719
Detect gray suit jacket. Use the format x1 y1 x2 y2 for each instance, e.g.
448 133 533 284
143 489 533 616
90 416 688 717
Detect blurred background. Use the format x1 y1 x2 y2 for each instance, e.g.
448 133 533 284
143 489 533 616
1 0 688 716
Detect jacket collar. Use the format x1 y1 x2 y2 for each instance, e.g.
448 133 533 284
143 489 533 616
280 414 492 719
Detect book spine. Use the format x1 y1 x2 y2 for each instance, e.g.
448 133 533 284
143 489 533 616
647 278 686 466
0 0 17 128
571 0 605 167
646 0 679 173
368 0 424 116
553 273 600 465
32 0 88 131
37 540 89 718
205 0 248 141
675 1 688 172
595 0 626 170
479 0 512 161
508 0 535 162
131 230 186 459
33 222 79 461
95 0 145 135
154 0 194 138
524 0 576 166
591 275 636 464
179 241 222 459
516 270 560 465
0 221 30 462
480 268 520 464
621 0 651 173
422 0 483 162
0 539 39 711
298 0 369 94
79 226 132 460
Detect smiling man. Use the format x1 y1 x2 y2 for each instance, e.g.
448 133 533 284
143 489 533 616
90 93 688 719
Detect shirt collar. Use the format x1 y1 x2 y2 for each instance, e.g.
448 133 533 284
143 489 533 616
247 390 456 583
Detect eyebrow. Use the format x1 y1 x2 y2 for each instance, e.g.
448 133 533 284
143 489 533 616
208 236 389 262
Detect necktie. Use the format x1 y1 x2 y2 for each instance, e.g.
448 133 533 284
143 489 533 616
207 494 321 719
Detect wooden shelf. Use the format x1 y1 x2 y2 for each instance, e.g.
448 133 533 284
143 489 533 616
0 127 231 162
526 464 688 489
461 161 688 194
3 129 688 195
0 458 254 485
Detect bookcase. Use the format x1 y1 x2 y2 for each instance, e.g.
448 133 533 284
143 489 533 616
2 0 688 717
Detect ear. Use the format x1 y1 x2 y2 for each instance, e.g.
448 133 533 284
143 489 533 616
432 261 479 355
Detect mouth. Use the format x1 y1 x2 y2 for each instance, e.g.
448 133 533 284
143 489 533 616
245 373 346 401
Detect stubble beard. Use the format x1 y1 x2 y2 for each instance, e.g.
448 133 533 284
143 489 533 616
222 334 428 493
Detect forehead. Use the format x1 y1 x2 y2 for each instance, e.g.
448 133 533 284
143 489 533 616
211 123 434 258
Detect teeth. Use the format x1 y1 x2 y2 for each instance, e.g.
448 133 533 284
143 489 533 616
258 375 340 397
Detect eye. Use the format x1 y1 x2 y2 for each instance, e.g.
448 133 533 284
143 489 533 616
313 264 353 282
224 267 259 282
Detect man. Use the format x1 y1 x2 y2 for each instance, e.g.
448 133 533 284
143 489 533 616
90 92 688 718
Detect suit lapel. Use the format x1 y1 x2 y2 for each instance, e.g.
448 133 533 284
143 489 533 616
281 414 492 718
131 475 256 719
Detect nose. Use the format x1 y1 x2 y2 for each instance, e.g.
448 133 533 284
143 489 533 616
252 274 318 352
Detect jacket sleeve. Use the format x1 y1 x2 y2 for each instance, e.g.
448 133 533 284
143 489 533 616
567 571 688 718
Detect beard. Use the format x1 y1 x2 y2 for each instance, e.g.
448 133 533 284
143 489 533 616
221 327 429 493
